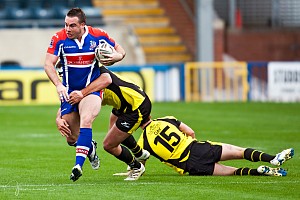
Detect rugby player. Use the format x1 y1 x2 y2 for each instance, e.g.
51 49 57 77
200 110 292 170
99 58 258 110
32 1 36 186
136 116 294 176
57 66 151 181
44 8 125 181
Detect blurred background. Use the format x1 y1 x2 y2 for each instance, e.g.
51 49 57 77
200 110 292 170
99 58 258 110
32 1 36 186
0 0 300 104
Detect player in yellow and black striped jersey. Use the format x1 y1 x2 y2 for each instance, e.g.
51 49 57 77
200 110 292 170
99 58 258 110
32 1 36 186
66 66 151 180
137 116 294 176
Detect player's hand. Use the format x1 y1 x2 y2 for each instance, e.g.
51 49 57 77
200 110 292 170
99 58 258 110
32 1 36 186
68 90 84 105
56 83 69 102
99 50 123 66
56 117 71 137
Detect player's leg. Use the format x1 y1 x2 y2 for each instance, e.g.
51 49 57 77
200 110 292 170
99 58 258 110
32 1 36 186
243 147 294 165
214 163 287 176
122 135 150 163
109 111 118 129
109 111 149 161
221 143 279 164
123 98 151 161
103 125 145 181
70 94 101 181
213 163 237 175
220 144 290 176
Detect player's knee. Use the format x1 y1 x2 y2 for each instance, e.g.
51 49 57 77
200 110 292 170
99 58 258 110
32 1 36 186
103 140 117 153
103 141 112 152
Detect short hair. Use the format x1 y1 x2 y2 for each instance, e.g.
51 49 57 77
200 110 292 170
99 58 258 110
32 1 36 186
67 7 86 24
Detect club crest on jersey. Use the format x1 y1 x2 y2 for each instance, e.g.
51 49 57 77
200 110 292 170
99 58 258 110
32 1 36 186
90 41 97 50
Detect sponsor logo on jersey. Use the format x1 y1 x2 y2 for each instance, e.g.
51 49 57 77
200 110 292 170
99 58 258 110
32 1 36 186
66 54 95 65
64 46 77 49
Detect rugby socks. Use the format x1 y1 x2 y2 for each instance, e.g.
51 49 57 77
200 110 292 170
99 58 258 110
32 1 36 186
234 168 261 176
75 128 92 168
116 145 141 169
121 135 143 158
244 148 275 162
68 140 94 156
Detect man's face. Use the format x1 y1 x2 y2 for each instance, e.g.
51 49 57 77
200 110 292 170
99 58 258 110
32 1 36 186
64 16 84 39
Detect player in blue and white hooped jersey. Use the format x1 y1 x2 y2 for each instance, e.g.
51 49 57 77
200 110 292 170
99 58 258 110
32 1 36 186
44 8 125 181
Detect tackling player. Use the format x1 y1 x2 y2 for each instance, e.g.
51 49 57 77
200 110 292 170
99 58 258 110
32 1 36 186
57 66 152 181
44 8 125 181
136 116 294 176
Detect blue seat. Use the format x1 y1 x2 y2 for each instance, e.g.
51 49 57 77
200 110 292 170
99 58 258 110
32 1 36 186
52 5 69 19
31 6 55 19
0 9 6 19
6 7 32 20
74 0 93 7
82 7 102 18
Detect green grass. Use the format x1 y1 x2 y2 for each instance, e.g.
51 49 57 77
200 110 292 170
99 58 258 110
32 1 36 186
0 102 299 200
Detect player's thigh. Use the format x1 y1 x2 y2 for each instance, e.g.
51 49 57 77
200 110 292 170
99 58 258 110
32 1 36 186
78 94 102 125
109 112 118 129
62 112 80 138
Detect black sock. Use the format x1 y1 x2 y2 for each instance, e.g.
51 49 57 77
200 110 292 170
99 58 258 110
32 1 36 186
244 148 275 162
116 146 141 169
121 135 143 158
234 168 261 176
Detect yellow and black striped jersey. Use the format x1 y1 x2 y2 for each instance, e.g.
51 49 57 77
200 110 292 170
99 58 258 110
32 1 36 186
137 116 197 174
100 67 147 112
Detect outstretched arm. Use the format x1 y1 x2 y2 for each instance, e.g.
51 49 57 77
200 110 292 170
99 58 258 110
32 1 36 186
179 122 195 138
68 72 112 105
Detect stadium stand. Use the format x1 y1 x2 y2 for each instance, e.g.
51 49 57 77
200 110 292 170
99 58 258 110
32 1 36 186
93 0 193 64
0 0 104 28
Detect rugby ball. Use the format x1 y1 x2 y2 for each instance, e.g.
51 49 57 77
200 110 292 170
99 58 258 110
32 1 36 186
95 43 114 61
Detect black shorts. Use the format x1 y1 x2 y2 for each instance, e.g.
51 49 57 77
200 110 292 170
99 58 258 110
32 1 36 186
113 96 152 134
186 141 222 176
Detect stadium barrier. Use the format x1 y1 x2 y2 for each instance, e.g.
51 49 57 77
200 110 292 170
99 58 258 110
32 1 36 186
1 62 299 105
184 62 248 102
0 64 183 105
248 61 300 102
247 62 268 101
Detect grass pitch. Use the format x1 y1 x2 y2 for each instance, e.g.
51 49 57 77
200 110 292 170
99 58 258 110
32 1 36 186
0 102 299 200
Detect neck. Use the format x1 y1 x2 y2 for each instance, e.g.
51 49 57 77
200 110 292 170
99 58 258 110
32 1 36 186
77 26 86 42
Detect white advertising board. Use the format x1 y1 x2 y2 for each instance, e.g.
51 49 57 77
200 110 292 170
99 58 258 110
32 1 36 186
268 62 300 102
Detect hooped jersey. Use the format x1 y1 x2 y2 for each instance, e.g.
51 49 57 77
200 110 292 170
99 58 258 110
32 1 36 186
100 67 147 112
137 116 197 174
47 26 116 92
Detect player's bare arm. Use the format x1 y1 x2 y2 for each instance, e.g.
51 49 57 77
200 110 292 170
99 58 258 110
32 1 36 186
55 108 72 137
44 53 69 101
179 122 196 138
100 42 126 66
68 72 112 105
